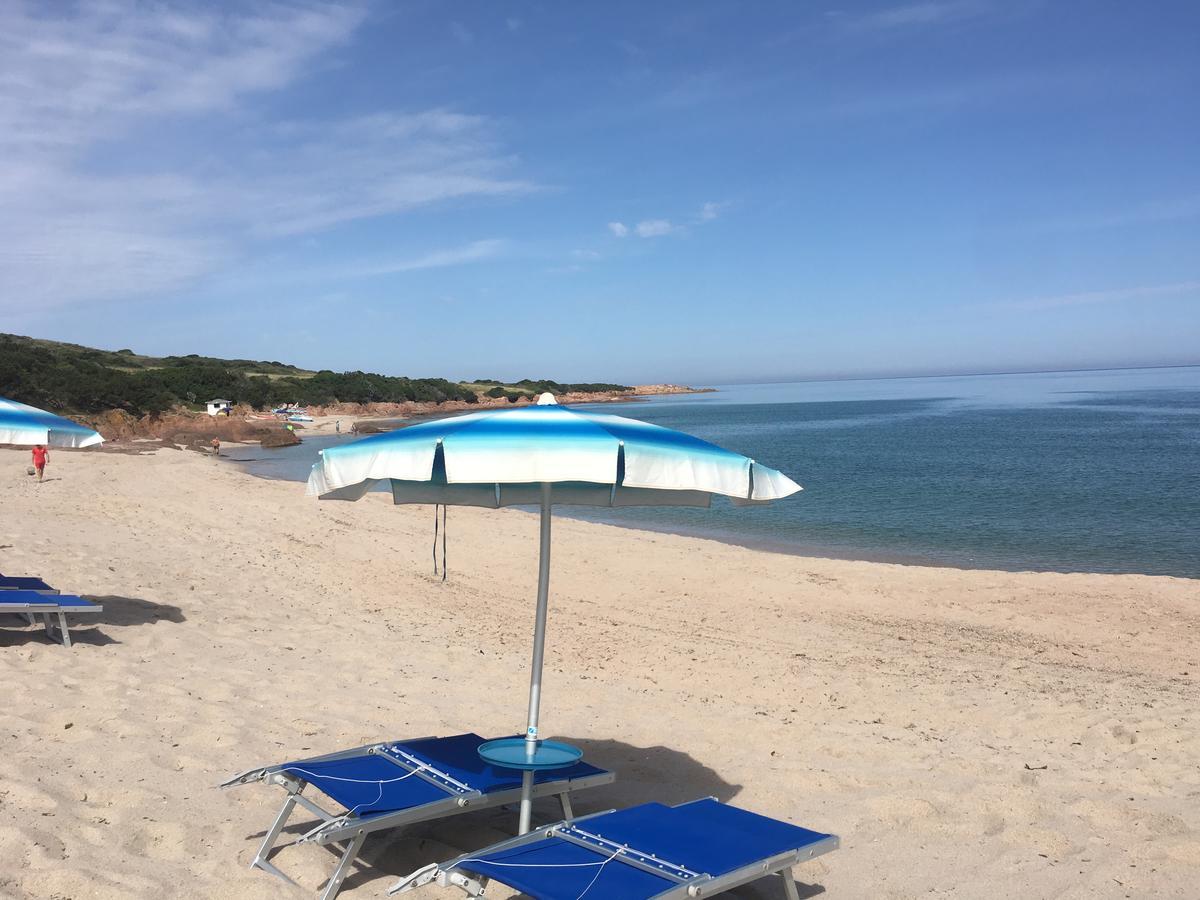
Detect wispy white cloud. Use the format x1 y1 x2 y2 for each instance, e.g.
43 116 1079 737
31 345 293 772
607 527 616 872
239 112 532 237
821 67 1103 118
0 1 366 150
506 17 522 33
991 280 1200 312
635 219 675 237
1025 194 1200 234
608 202 722 240
547 247 601 274
450 21 473 44
1 224 227 310
330 239 508 279
196 239 511 295
830 1 990 34
0 3 533 312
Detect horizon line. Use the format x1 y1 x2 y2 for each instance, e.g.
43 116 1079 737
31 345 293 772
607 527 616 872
703 361 1200 389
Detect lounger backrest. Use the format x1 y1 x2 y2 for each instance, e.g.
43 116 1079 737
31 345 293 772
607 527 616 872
0 576 55 591
574 799 833 877
280 753 453 816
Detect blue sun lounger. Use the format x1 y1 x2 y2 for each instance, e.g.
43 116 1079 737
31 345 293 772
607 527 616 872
0 575 58 593
0 590 102 647
390 798 838 900
222 732 615 900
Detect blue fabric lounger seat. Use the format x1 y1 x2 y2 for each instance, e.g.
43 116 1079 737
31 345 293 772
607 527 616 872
390 798 838 900
0 575 59 593
0 590 101 647
222 732 615 900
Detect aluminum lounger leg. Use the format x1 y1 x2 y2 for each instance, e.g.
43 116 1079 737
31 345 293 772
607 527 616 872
559 790 575 820
782 867 802 900
251 786 305 884
320 831 367 900
38 611 72 647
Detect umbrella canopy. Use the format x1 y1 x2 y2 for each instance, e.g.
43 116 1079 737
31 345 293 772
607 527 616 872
306 393 801 831
307 395 800 505
0 395 104 448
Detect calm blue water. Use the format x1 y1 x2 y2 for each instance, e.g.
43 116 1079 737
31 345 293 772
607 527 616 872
226 367 1200 578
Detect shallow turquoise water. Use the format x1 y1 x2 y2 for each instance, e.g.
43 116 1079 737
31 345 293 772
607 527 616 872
228 367 1200 578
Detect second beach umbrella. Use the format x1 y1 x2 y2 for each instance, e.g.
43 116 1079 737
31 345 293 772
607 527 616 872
0 395 104 448
306 393 801 832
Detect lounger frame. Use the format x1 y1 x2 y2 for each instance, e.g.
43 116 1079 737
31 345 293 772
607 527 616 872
391 798 839 900
0 577 60 594
223 738 614 900
0 593 102 648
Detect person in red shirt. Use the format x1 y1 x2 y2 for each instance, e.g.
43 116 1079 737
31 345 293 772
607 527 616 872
31 444 48 482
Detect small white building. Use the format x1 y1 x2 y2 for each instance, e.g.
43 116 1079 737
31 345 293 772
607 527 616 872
206 399 233 416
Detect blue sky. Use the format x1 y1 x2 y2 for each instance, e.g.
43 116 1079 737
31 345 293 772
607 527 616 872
2 1 1197 384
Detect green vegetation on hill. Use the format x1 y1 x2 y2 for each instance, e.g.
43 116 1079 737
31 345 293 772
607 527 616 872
469 377 630 403
472 378 630 394
6 335 302 376
0 333 629 416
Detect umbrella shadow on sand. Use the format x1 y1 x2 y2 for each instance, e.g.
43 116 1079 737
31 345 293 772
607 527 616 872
0 594 185 647
305 739 825 899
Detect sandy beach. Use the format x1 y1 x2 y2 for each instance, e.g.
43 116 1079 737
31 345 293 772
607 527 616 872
2 445 1198 899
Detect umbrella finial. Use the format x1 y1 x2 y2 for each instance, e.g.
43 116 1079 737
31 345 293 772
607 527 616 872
535 392 557 406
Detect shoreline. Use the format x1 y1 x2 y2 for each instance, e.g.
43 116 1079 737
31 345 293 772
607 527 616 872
215 447 1200 581
550 511 1200 579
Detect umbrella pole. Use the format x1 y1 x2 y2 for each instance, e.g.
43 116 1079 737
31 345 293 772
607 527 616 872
519 482 553 833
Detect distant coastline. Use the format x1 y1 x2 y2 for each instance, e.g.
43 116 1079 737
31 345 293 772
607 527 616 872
341 384 714 434
86 383 714 445
4 331 712 428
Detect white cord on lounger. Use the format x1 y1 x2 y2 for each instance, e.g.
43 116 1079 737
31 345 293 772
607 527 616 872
285 762 432 817
455 845 624 900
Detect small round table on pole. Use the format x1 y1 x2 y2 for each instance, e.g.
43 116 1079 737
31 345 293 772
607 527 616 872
478 738 584 833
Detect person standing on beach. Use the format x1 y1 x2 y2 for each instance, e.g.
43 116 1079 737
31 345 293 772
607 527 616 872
211 436 220 456
31 444 48 482
335 419 341 434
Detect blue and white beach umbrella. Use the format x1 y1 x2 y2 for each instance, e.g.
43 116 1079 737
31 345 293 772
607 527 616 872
0 395 104 448
307 393 801 830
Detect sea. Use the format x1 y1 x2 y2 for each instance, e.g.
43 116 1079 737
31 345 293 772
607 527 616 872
224 367 1200 579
